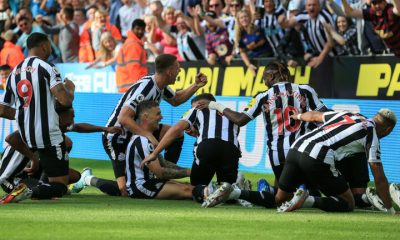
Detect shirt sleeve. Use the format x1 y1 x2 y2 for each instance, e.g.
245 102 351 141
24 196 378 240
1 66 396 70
242 94 263 119
366 127 381 163
162 86 176 100
322 111 338 122
180 108 197 128
362 8 373 21
49 64 63 89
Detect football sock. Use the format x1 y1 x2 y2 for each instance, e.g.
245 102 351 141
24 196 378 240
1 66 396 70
354 193 371 208
192 184 206 203
313 196 352 212
164 136 184 164
31 182 68 199
239 190 275 208
89 177 121 196
302 196 315 208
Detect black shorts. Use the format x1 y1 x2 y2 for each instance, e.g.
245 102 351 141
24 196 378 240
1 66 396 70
336 153 369 189
102 134 129 179
190 139 240 186
279 149 349 196
37 141 69 178
127 178 166 199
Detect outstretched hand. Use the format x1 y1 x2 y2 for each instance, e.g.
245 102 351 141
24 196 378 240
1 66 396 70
105 126 124 134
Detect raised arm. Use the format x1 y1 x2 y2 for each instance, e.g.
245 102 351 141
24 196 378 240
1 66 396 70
166 73 207 106
341 0 363 18
70 123 123 134
393 0 400 15
199 101 251 126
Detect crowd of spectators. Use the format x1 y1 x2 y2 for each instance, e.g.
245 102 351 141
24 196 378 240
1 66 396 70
0 0 399 89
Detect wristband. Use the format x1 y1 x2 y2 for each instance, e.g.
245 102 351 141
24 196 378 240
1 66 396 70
297 113 302 121
209 101 227 113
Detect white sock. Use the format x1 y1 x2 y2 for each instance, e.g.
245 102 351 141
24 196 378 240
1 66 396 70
302 196 315 208
229 188 241 200
84 176 93 186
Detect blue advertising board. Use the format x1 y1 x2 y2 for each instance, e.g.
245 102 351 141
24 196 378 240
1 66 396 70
0 92 399 182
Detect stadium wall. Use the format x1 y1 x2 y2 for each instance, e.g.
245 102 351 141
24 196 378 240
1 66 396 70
0 93 399 182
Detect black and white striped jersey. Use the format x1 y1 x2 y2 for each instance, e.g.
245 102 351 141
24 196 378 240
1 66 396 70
295 9 336 56
0 56 64 148
0 146 30 192
104 75 176 142
125 135 158 196
181 108 240 148
243 82 327 154
177 31 206 61
292 111 380 165
255 5 286 56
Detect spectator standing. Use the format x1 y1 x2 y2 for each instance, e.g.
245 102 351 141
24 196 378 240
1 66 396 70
115 19 147 93
0 64 11 90
86 32 121 69
116 0 146 39
235 9 272 76
73 8 87 34
254 0 286 57
204 11 233 66
79 9 122 62
40 6 80 62
0 30 24 68
341 0 400 57
284 0 336 68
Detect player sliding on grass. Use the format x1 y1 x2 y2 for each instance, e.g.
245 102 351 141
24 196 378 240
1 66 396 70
0 106 122 203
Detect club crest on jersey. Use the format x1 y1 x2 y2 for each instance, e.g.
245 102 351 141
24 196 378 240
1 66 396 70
147 143 154 153
136 94 145 102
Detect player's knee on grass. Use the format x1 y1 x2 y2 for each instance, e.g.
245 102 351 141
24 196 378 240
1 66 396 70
68 169 81 184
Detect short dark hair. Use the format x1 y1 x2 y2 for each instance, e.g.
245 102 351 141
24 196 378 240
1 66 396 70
0 64 11 71
26 32 50 50
132 19 146 29
17 16 30 23
63 6 74 20
155 54 177 74
191 93 216 104
136 100 160 120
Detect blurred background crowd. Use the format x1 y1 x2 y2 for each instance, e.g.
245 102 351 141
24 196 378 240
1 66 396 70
0 0 398 91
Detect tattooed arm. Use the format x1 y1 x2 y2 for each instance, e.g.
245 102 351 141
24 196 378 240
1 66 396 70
146 156 191 180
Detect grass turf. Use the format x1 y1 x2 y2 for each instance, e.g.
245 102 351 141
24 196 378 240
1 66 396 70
0 158 399 240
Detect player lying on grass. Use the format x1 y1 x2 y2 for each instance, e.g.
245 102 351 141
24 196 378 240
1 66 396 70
275 109 397 214
0 106 122 203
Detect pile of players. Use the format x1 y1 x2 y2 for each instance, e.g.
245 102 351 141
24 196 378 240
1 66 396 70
0 32 399 214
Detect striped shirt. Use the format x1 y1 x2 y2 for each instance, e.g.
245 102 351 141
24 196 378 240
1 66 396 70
205 28 233 58
125 135 158 196
292 111 380 165
0 56 64 148
181 108 240 148
0 146 29 192
104 75 176 143
337 26 361 56
255 5 286 56
243 82 327 156
295 9 336 56
177 31 205 61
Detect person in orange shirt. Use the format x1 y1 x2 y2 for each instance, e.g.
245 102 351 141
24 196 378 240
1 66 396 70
79 9 122 63
0 30 24 69
115 19 147 93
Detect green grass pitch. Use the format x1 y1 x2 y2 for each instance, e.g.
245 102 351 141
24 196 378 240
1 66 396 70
0 158 399 240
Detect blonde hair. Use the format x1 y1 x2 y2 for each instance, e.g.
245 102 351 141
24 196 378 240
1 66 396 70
378 108 397 126
234 9 254 49
98 32 117 61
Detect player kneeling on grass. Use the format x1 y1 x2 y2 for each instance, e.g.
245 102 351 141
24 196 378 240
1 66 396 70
275 109 397 214
141 94 276 207
0 106 122 203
